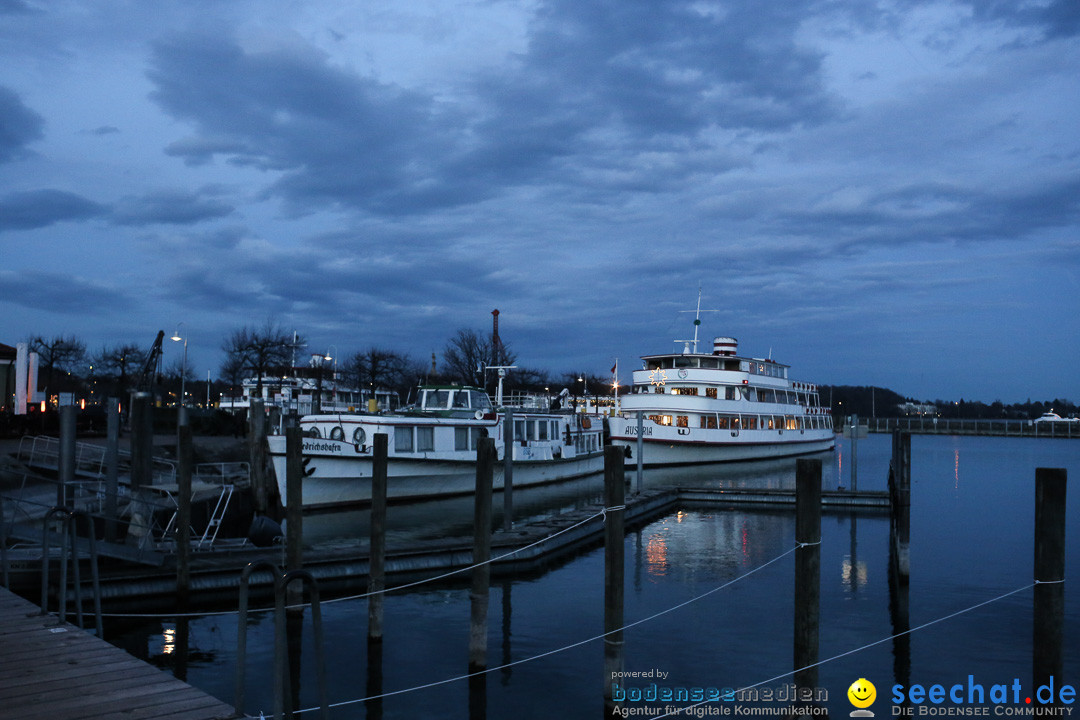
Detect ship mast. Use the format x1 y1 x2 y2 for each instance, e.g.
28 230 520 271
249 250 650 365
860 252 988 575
676 286 705 354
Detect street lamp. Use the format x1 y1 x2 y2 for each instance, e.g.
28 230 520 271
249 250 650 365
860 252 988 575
170 323 188 408
325 345 337 407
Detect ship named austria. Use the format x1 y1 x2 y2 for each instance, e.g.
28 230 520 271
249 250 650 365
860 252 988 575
609 332 835 466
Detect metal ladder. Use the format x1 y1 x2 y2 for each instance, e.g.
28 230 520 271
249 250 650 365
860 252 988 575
198 484 234 548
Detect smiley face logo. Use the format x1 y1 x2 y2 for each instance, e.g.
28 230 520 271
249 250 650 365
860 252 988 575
847 678 876 709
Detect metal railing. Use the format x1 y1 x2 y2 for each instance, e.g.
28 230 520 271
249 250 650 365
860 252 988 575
863 417 1079 438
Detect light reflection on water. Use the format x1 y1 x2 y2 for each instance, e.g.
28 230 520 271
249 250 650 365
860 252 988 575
113 434 1079 718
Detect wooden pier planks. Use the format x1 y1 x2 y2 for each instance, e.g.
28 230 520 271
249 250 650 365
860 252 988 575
0 587 238 720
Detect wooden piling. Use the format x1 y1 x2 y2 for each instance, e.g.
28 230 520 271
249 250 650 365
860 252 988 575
249 398 268 514
285 419 303 577
503 408 514 532
368 433 388 642
105 398 120 542
469 437 495 673
850 413 858 491
1033 468 1066 703
635 410 644 494
890 431 911 583
58 405 76 507
176 421 193 606
130 392 152 490
603 445 626 712
794 458 821 696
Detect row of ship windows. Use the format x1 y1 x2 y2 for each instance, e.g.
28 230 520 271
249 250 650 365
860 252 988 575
642 385 820 406
314 420 579 453
645 358 787 378
648 414 834 431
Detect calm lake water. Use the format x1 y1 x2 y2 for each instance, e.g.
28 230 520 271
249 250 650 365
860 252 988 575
112 434 1079 718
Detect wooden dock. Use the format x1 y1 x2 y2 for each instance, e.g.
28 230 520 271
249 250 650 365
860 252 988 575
0 587 239 720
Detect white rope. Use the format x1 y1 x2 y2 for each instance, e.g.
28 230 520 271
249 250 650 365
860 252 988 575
289 542 799 715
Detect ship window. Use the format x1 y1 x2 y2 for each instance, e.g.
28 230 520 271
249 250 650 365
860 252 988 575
658 415 673 426
674 357 696 368
472 391 492 410
417 426 435 452
395 426 413 452
305 427 321 438
701 416 717 429
700 358 720 369
452 391 470 409
330 427 345 441
514 420 525 441
759 389 774 403
456 427 470 450
425 390 450 409
353 427 366 445
717 416 730 429
672 387 698 396
726 387 738 400
743 415 758 430
655 386 664 394
676 415 689 427
706 387 717 399
539 421 549 440
787 417 799 430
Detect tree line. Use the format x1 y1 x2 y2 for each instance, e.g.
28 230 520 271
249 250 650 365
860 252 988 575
14 322 617 409
821 385 1078 421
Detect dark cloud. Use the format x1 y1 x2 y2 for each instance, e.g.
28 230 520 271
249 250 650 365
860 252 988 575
0 270 124 314
110 189 234 226
0 0 36 15
774 177 1080 248
0 85 45 163
89 125 120 136
146 2 843 218
148 33 449 215
0 189 106 232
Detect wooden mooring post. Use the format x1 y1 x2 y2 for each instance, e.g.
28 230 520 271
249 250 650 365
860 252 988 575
469 437 495 673
794 458 821 698
368 433 388 642
603 445 626 714
250 398 270 515
175 419 193 606
889 430 911 584
1033 467 1066 704
503 408 514 532
58 404 77 508
130 392 153 490
285 417 304 607
104 397 120 542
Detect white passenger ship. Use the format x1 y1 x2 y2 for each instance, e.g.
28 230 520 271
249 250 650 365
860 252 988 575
267 385 605 508
610 333 835 466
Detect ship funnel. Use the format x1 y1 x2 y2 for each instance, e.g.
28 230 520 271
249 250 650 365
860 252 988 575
713 337 738 356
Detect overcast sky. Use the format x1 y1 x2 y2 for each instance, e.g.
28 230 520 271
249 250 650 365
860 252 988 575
2 0 1078 404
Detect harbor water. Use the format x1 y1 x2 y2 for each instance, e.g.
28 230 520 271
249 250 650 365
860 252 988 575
111 434 1079 718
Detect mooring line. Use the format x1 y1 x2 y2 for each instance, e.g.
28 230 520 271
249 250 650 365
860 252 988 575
287 542 799 715
650 581 1039 719
94 507 612 619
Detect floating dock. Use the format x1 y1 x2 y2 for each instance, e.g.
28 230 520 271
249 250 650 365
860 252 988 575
0 586 238 720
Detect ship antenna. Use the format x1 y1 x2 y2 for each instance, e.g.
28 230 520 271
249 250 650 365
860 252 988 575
676 285 715 354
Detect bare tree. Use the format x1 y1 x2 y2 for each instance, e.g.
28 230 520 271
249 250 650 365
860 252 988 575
220 322 305 395
344 347 422 402
93 342 144 398
442 328 516 387
28 334 87 397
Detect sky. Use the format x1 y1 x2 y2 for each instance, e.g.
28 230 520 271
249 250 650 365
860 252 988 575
1 0 1078 405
